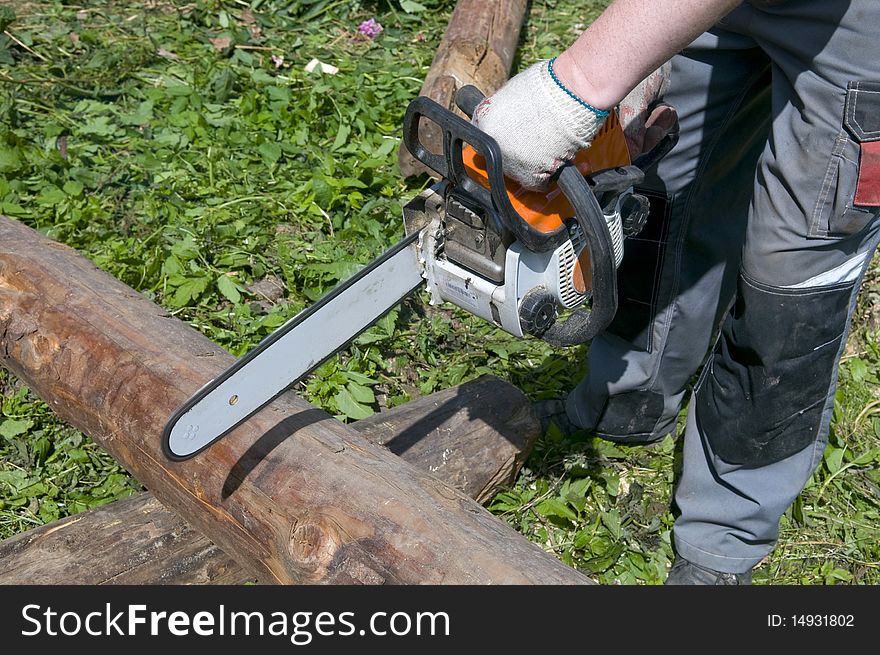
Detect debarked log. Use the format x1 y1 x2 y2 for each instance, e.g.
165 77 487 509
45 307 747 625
0 216 591 585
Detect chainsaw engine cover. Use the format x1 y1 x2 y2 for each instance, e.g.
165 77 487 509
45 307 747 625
404 184 629 339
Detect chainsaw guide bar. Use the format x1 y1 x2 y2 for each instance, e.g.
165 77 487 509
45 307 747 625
163 233 422 460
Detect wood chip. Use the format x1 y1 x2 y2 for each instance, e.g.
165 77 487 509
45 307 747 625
304 58 338 75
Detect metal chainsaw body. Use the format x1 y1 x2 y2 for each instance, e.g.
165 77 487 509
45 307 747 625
162 86 676 460
405 183 626 339
402 90 644 346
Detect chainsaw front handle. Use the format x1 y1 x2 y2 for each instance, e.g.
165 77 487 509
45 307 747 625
541 164 620 346
404 95 570 253
541 110 680 345
453 84 485 118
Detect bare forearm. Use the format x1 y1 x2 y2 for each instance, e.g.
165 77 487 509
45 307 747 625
555 0 742 109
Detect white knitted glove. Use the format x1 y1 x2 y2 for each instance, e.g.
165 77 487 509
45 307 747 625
471 59 608 190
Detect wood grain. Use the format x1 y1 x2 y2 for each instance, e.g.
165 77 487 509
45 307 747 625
398 0 528 178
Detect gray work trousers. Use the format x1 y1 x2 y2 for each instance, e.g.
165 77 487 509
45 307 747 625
565 0 880 573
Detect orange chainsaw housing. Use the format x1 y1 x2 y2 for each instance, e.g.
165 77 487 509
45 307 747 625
460 110 630 293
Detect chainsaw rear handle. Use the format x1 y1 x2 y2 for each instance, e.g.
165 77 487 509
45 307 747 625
632 115 680 173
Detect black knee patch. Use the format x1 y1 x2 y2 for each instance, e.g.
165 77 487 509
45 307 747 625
595 390 667 442
696 274 854 467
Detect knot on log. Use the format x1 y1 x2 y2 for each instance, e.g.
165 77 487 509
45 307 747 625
289 520 336 566
286 511 385 584
0 309 57 370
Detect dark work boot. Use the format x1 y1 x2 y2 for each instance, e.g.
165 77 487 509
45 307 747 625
665 556 752 585
532 397 583 436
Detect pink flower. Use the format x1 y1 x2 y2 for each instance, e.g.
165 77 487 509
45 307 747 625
272 54 284 69
357 18 383 40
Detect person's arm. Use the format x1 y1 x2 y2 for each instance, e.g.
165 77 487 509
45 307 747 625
471 0 742 189
554 0 743 110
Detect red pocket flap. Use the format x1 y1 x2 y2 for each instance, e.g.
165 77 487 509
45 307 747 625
855 140 880 207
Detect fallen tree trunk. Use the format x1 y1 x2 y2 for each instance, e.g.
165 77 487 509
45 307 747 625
1 493 252 585
0 377 537 585
0 216 589 584
364 375 534 505
397 0 528 178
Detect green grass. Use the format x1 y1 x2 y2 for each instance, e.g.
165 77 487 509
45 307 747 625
1 0 878 584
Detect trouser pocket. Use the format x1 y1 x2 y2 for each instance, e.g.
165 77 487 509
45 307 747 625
810 81 880 238
846 82 880 207
695 273 854 467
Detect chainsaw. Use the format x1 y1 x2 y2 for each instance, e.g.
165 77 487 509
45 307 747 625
162 86 676 460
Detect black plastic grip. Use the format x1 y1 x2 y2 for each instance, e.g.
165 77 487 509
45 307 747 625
540 165 620 346
537 114 680 345
454 84 485 117
632 119 680 173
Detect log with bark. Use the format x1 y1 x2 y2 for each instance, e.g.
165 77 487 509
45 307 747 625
397 0 529 178
0 216 590 585
0 377 538 585
1 493 251 586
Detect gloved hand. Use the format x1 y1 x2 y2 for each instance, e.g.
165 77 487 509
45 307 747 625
472 59 674 190
618 61 677 160
471 59 608 191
